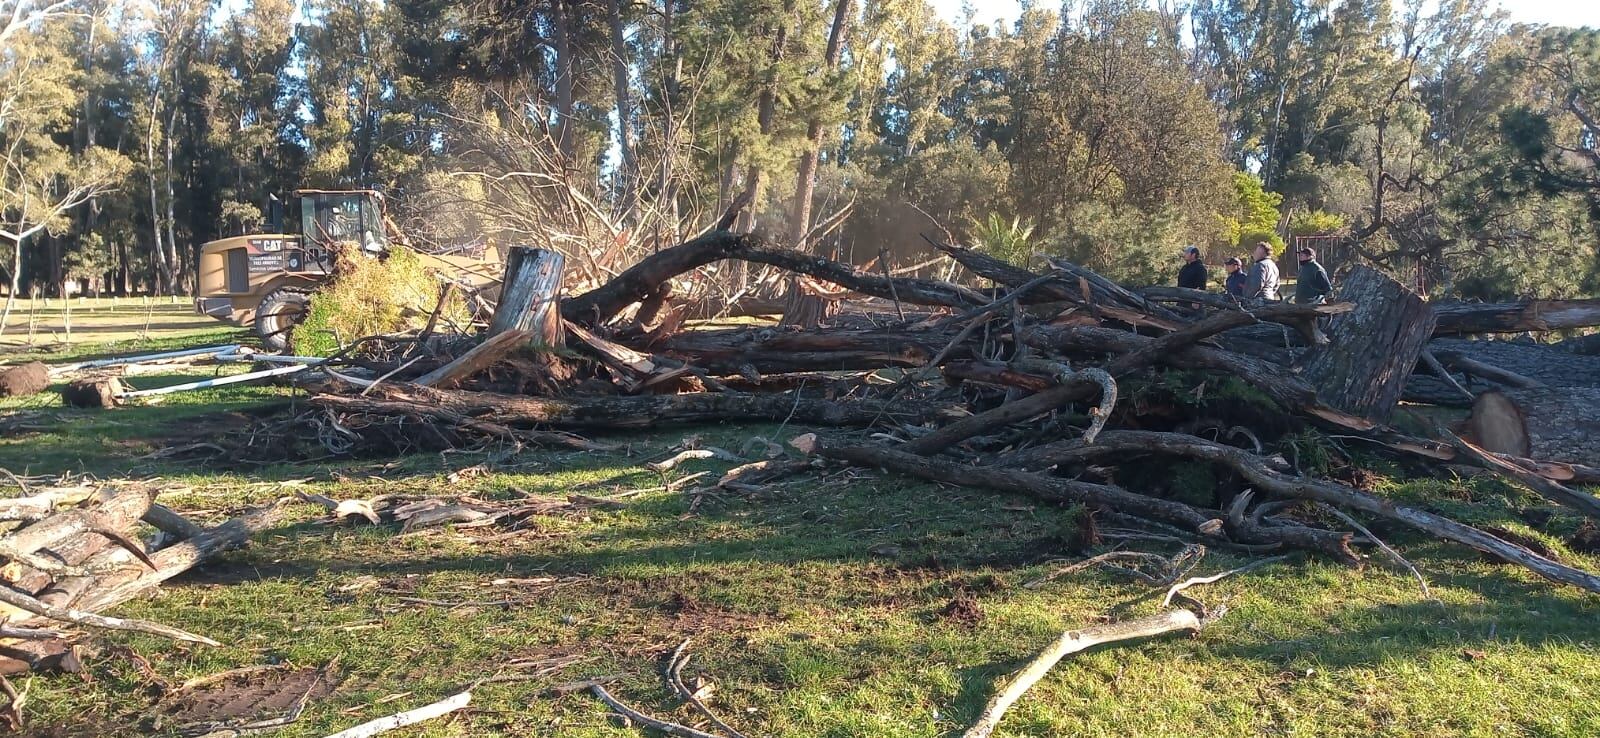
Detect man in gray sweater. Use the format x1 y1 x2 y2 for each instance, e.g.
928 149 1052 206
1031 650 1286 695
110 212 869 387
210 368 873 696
1244 241 1280 303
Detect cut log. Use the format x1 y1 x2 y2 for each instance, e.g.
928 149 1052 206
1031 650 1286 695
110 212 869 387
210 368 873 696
1433 298 1600 336
488 246 566 347
1300 266 1435 423
0 363 48 398
60 376 124 408
1466 388 1600 467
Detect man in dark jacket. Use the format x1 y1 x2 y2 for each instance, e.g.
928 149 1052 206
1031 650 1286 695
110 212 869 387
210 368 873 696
1295 246 1333 304
1178 246 1207 290
1224 256 1247 298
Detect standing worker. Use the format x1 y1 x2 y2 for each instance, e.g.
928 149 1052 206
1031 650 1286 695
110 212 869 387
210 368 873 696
1178 246 1208 290
1295 245 1333 304
1244 241 1280 303
1223 256 1247 298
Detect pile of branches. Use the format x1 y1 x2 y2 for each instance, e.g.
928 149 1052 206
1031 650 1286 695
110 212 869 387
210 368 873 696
240 230 1600 597
0 481 289 676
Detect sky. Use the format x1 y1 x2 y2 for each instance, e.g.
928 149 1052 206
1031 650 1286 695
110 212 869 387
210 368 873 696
928 0 1600 29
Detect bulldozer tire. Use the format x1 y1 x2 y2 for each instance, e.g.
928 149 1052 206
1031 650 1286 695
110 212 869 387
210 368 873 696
255 288 312 353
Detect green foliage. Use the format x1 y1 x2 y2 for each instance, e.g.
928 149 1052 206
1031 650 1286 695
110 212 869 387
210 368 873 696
1048 203 1192 285
965 213 1035 268
294 246 470 356
1289 209 1346 236
1223 173 1286 255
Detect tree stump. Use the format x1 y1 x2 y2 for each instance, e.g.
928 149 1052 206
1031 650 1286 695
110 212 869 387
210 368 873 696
778 276 844 330
0 362 48 398
488 246 566 349
1300 265 1435 423
60 376 126 408
1467 387 1600 467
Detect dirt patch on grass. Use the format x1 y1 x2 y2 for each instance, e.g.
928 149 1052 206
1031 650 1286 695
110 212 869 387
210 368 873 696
1569 521 1600 554
153 663 338 733
937 593 984 627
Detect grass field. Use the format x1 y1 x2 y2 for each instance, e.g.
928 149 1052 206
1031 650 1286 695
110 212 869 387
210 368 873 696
2 307 1600 737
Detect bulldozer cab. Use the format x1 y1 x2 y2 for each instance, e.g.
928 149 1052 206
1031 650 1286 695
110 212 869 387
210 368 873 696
284 189 389 271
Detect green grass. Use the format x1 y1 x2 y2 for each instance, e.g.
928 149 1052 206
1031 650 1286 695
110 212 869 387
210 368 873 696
3 332 1600 736
1 296 246 363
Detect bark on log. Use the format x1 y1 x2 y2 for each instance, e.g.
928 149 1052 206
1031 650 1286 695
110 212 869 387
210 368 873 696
488 246 566 346
1429 338 1600 388
1300 266 1435 423
653 327 949 376
1556 332 1600 356
313 384 957 431
561 231 986 325
1466 388 1600 468
997 430 1600 594
0 363 48 398
1434 298 1600 336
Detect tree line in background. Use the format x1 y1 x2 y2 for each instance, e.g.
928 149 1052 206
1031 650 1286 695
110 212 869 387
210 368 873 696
1 0 1598 304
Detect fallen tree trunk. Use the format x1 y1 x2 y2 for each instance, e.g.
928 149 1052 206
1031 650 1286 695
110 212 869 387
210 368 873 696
314 383 958 432
1434 298 1600 336
793 434 1358 563
654 327 951 375
1428 338 1600 388
997 430 1600 594
1466 387 1600 468
1300 266 1435 423
561 231 987 325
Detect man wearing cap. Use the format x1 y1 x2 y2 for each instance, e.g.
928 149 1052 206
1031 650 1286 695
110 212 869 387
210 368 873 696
1223 256 1247 299
1244 241 1280 303
1178 246 1208 291
1295 246 1332 304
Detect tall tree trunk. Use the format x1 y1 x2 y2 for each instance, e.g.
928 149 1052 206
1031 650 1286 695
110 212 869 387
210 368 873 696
788 0 852 248
658 0 681 232
606 0 638 221
145 93 171 296
163 107 181 295
552 0 577 165
0 234 22 336
736 18 788 232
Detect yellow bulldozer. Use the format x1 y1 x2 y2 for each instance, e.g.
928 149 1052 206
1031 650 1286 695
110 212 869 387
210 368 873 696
195 189 501 351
